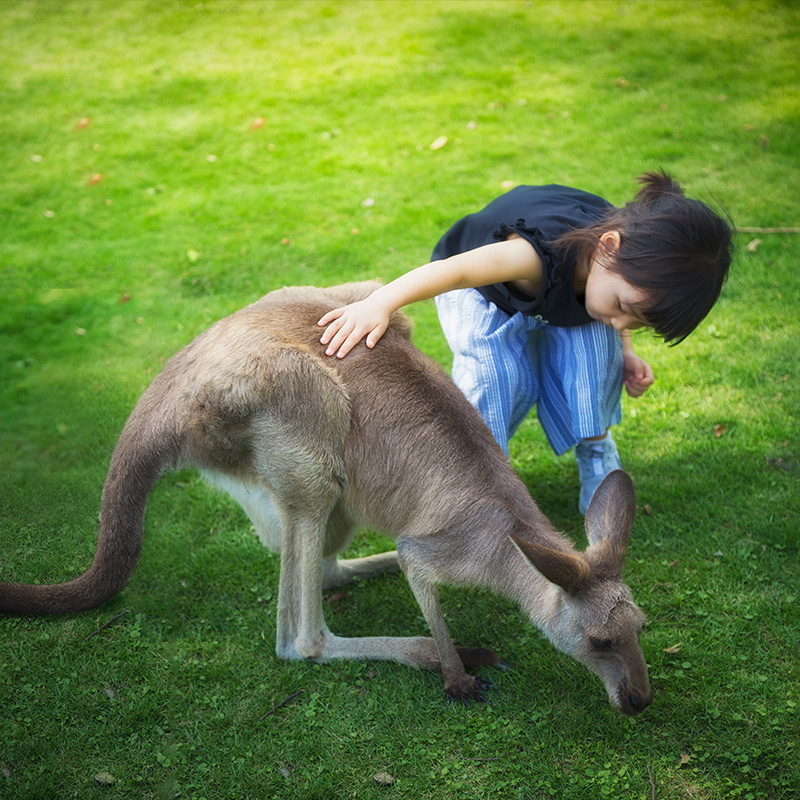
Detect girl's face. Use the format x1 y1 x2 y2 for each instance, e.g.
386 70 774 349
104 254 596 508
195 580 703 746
584 232 651 332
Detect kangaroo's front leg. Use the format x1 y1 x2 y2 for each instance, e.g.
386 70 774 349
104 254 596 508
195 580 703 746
401 561 494 704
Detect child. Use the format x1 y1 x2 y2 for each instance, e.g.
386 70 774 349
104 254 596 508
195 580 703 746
318 171 733 514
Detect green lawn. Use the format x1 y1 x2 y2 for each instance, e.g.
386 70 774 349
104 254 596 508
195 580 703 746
1 1 798 798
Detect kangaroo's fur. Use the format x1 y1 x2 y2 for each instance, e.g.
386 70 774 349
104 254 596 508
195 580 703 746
0 282 652 714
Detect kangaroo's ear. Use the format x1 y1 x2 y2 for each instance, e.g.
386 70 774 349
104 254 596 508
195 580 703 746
509 535 591 594
584 470 636 577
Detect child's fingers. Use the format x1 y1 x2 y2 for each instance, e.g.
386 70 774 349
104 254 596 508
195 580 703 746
364 323 388 350
334 322 387 358
334 328 369 358
325 320 357 355
319 316 345 346
317 307 344 327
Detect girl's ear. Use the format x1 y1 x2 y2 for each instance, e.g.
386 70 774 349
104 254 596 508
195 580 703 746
599 230 621 254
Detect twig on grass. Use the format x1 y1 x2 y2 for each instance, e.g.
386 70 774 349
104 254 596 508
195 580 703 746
257 689 305 720
647 764 656 800
81 609 131 641
450 756 503 762
736 226 800 233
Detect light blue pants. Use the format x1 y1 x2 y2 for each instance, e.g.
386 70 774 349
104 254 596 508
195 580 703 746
435 288 623 456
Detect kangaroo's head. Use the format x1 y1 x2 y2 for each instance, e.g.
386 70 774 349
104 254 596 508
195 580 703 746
511 470 652 716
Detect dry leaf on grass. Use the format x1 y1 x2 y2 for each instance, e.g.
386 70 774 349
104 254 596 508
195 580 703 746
88 173 104 186
326 592 348 613
714 424 727 438
430 135 448 151
373 771 396 786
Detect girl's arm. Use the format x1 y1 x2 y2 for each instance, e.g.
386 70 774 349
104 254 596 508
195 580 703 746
621 330 655 398
318 237 542 358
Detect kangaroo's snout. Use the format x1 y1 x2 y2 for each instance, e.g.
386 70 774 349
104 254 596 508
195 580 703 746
618 687 653 716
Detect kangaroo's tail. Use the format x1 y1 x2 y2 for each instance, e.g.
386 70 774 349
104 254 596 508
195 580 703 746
0 413 180 615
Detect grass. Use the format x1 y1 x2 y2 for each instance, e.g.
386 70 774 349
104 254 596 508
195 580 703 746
0 0 798 798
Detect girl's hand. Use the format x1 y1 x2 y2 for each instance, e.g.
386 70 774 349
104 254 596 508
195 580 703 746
318 300 391 358
623 351 654 398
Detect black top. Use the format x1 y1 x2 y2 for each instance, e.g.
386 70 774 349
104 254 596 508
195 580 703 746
431 185 612 326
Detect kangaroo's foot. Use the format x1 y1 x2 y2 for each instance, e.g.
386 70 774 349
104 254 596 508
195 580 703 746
444 674 496 706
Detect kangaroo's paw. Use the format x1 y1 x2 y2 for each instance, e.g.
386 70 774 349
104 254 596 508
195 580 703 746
444 675 496 707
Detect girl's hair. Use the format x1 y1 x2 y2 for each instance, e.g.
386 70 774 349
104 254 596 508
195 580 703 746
554 170 734 344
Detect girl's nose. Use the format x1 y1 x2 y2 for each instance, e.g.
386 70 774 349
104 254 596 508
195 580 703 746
611 314 643 332
611 316 629 331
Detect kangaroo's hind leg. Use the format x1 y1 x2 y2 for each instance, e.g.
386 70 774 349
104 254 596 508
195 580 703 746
213 345 353 661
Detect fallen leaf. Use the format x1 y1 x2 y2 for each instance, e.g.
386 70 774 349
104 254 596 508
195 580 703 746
746 238 761 253
373 771 396 786
714 424 726 438
76 117 91 130
326 592 348 613
250 117 266 130
118 294 132 305
281 237 291 246
430 135 448 151
94 771 115 785
350 228 360 235
88 173 104 186
664 643 681 654
75 328 86 336
680 753 691 767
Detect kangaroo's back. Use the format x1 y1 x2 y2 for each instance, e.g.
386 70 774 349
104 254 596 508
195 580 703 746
242 284 555 543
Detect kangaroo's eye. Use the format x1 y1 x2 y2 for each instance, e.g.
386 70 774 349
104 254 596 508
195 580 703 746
589 636 614 651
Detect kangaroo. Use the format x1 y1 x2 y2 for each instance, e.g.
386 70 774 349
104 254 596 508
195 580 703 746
0 282 651 714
